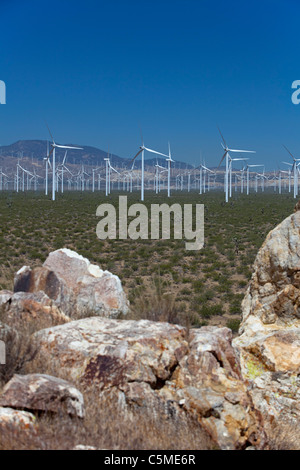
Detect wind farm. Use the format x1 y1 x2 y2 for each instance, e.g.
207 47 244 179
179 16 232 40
2 0 300 453
0 130 298 201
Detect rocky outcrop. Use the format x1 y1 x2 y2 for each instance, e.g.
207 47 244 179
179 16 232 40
233 209 300 437
1 291 70 330
25 317 189 388
234 210 300 371
14 249 129 319
166 327 262 450
3 206 300 451
237 210 300 331
23 318 265 450
0 374 85 418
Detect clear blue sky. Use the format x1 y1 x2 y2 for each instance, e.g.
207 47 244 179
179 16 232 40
1 0 300 169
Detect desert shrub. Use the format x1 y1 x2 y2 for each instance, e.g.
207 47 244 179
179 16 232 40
0 384 215 450
126 276 190 327
226 318 241 333
199 303 224 319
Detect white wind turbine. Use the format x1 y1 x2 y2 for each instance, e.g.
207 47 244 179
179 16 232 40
239 165 247 193
131 133 168 201
46 124 83 201
246 164 264 195
283 145 300 198
104 155 119 196
228 156 249 198
56 150 69 193
166 143 175 197
43 140 52 196
217 128 256 202
0 169 9 191
202 164 214 193
92 166 105 192
282 161 293 193
154 160 167 194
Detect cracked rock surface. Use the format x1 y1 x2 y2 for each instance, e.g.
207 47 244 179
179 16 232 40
24 317 265 450
234 209 300 438
13 248 129 319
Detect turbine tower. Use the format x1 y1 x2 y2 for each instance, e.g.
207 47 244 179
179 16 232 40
131 132 168 201
217 128 255 202
46 124 83 201
283 145 300 199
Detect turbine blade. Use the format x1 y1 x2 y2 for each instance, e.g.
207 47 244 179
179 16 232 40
45 121 55 143
138 124 144 146
217 126 227 148
55 144 83 150
283 144 295 160
218 151 227 168
62 151 68 165
130 148 143 162
144 147 168 157
48 147 54 158
228 149 256 153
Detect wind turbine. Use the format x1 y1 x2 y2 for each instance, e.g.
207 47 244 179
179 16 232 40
166 143 175 197
131 133 168 201
104 155 119 196
246 164 264 195
283 145 300 198
282 161 293 193
43 140 52 196
46 124 83 201
56 150 69 193
154 160 167 194
228 156 249 198
217 128 256 202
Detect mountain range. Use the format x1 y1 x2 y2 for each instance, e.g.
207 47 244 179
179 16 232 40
0 140 194 170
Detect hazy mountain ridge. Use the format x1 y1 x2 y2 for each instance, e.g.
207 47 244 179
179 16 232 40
0 140 194 170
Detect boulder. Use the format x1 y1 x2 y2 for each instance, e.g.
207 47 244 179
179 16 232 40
163 327 263 450
0 373 85 418
14 248 129 319
0 406 36 432
24 317 265 450
234 211 300 375
233 209 300 440
1 291 70 330
25 317 189 388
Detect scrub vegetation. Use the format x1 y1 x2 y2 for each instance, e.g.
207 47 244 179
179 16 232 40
0 189 294 333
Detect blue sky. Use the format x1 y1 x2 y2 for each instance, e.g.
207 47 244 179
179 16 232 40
0 0 300 169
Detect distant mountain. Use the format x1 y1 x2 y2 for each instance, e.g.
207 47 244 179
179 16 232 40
0 140 125 167
0 140 194 170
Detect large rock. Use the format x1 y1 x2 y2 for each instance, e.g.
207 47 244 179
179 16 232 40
233 209 300 439
234 210 300 372
0 374 85 418
14 249 129 319
1 291 70 330
24 317 265 450
164 327 264 450
238 210 300 328
25 317 189 388
0 406 36 432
